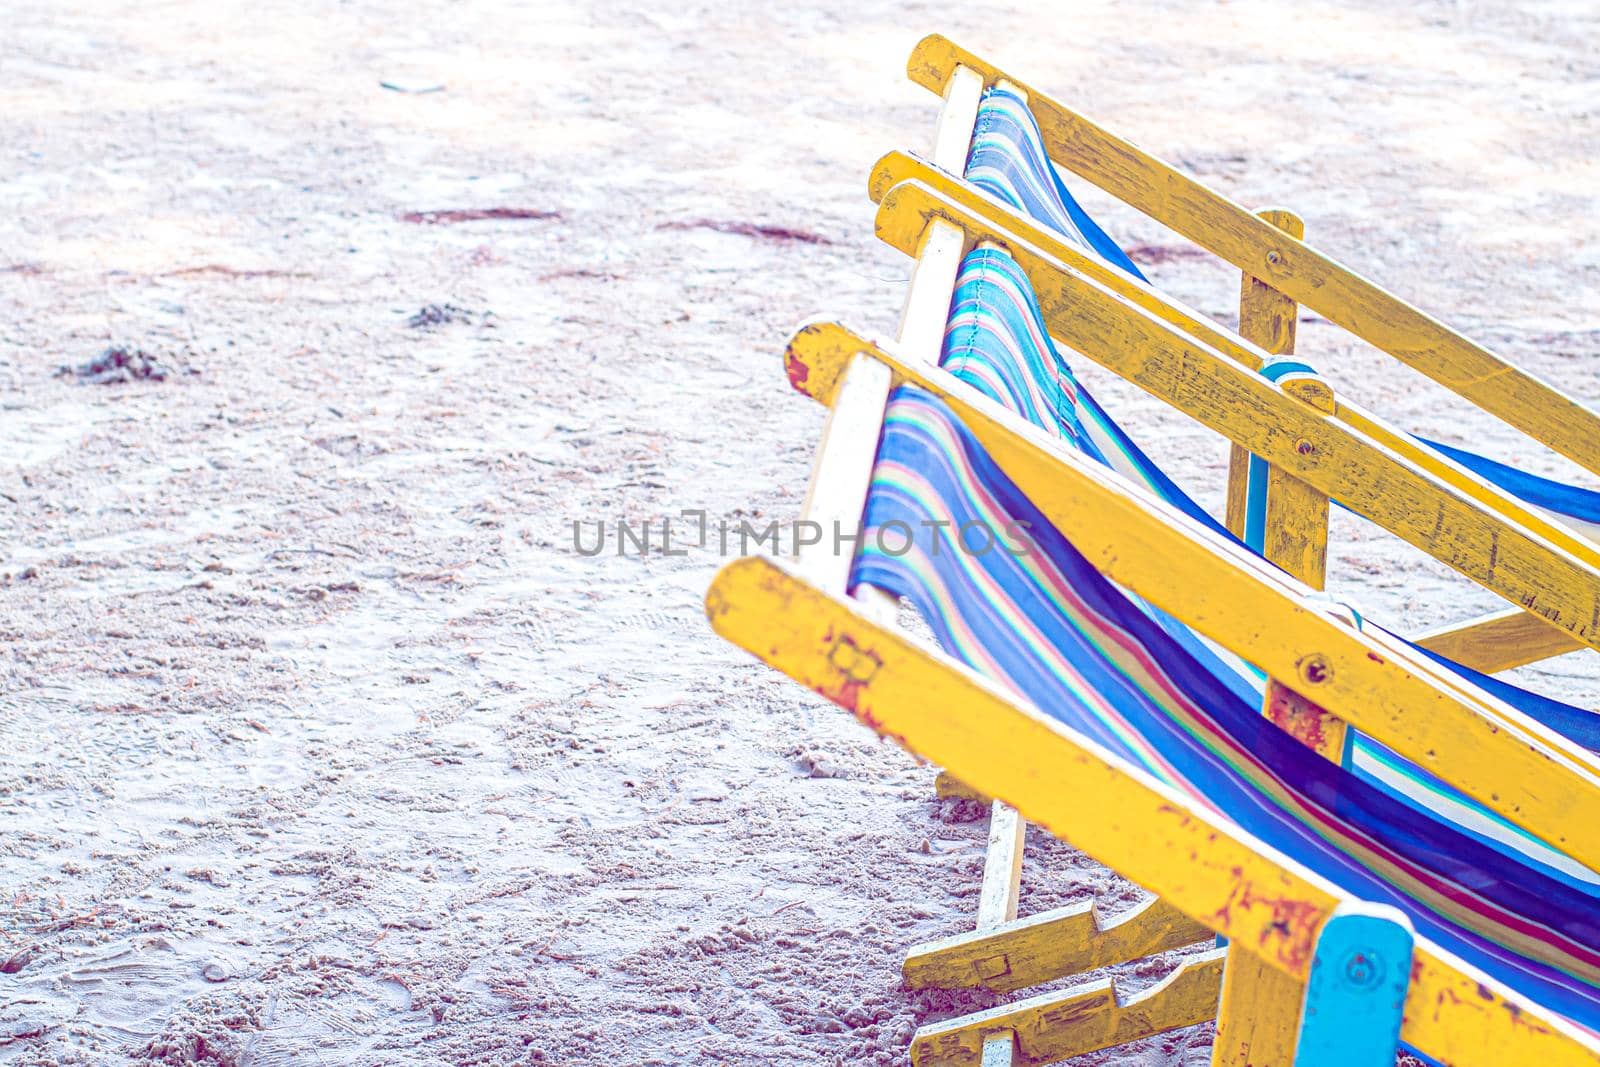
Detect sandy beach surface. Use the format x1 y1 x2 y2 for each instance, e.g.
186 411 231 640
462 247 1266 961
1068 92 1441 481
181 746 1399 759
4 1 1600 1063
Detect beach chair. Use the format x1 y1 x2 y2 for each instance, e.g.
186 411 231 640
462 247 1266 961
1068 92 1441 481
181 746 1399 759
842 57 1600 1063
873 36 1600 674
838 54 1600 1062
708 328 1600 1065
839 241 1600 1063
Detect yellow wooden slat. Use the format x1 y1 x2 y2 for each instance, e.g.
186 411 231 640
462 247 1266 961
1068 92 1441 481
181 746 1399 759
1261 464 1330 594
782 321 1600 859
1334 400 1600 573
866 152 1600 575
1235 209 1329 595
1224 443 1251 538
902 34 1600 479
704 554 1600 1067
904 896 1211 995
1238 208 1304 359
1211 948 1302 1067
1261 376 1334 595
1415 606 1587 674
870 181 1600 656
912 950 1226 1067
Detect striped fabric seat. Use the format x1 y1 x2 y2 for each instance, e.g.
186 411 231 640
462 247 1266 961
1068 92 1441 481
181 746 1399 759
1422 438 1600 541
848 386 1600 1038
936 242 1600 889
968 85 1600 540
965 89 1147 281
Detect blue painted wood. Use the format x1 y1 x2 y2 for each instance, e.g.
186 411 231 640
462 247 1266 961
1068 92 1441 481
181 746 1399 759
1243 358 1320 565
1259 359 1317 382
1294 903 1414 1067
1243 452 1270 554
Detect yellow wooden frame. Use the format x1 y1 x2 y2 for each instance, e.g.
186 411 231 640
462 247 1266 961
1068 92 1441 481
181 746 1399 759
873 57 1600 1056
772 48 1600 1062
910 948 1226 1066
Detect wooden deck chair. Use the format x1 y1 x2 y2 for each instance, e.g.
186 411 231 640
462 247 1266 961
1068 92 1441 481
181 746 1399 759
843 56 1600 1066
708 325 1600 1066
789 295 1600 1065
842 238 1600 1065
873 35 1600 675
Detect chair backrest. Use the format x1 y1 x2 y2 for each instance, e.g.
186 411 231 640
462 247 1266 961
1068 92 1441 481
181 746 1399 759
787 317 1600 879
940 82 1600 753
961 78 1600 542
905 34 1600 483
872 56 1600 673
706 46 1600 1062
